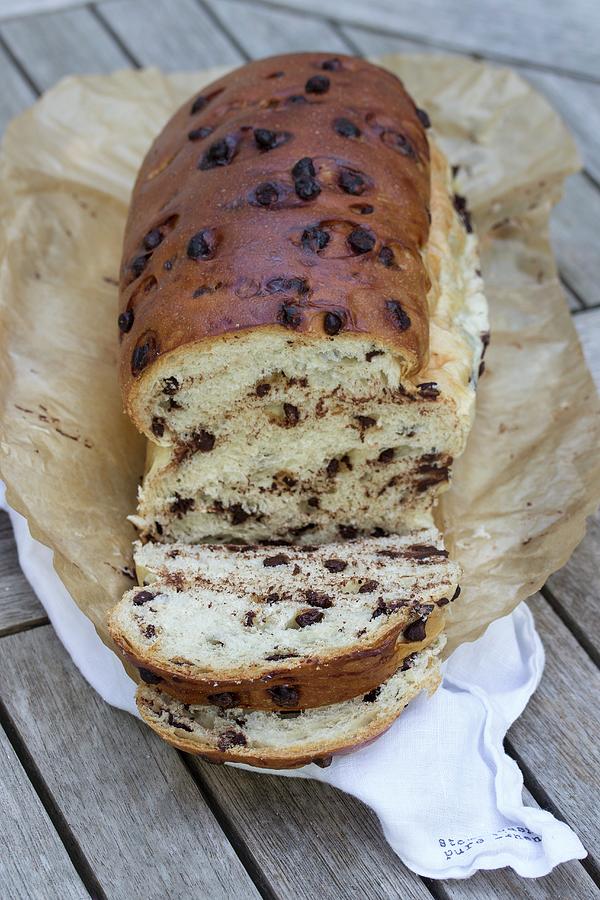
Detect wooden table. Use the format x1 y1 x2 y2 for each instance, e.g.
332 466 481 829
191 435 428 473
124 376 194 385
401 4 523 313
1 2 599 897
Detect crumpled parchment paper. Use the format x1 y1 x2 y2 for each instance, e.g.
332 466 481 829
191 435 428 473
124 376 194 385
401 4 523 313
0 55 598 658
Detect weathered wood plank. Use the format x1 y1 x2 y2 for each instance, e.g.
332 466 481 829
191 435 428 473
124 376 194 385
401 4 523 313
0 723 87 899
437 790 597 899
0 7 131 91
0 511 46 636
262 0 600 79
205 0 348 58
574 307 600 387
507 596 600 875
0 1 87 22
0 41 36 133
0 625 261 900
190 757 433 899
97 0 244 70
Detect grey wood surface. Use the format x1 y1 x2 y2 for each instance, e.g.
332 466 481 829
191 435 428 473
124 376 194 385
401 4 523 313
0 1 599 898
0 723 87 899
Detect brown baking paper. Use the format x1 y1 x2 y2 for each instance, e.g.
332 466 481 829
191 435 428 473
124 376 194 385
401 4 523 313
0 56 599 662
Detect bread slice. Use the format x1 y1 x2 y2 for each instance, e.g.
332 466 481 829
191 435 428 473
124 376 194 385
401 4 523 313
137 637 444 768
109 530 458 709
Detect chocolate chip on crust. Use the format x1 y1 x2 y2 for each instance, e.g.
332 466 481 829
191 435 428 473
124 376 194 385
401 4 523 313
292 157 315 178
118 310 134 333
385 300 411 331
295 176 321 200
267 685 300 707
321 58 342 71
254 128 290 151
278 303 303 328
295 608 324 627
190 94 208 114
207 692 239 708
301 226 330 252
305 75 330 94
138 667 162 684
338 169 366 195
324 311 344 335
253 181 281 207
217 729 247 750
404 619 427 642
188 126 213 141
347 227 375 254
334 117 361 138
187 229 217 260
198 135 239 169
416 107 431 128
131 334 159 375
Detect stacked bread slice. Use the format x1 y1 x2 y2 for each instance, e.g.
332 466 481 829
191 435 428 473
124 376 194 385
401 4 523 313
110 530 458 766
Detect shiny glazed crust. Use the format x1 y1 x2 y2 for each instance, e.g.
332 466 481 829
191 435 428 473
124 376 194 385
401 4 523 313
118 52 432 432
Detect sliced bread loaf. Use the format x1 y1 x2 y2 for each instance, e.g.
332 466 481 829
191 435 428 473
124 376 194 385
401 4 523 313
109 530 458 710
136 636 444 768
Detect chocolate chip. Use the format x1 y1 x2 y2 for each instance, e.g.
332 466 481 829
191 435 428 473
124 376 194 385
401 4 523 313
167 713 193 732
371 527 388 538
188 126 213 141
365 349 384 362
278 304 302 328
453 193 473 233
217 729 247 751
256 382 271 397
321 58 342 71
405 544 448 559
284 403 299 425
144 624 156 639
133 591 156 606
324 311 344 335
305 75 329 94
323 558 347 573
254 181 280 207
479 360 486 377
267 685 300 707
295 176 321 200
190 94 208 114
416 107 431 128
138 667 162 684
481 330 491 352
378 246 394 267
162 376 179 395
163 259 174 271
314 756 333 768
348 227 375 254
334 117 361 138
305 591 333 608
356 416 376 429
265 592 280 604
199 136 239 169
381 130 417 159
296 609 324 628
151 416 165 438
267 652 299 661
170 494 195 517
401 652 418 671
436 597 450 607
385 300 411 331
187 229 216 260
287 94 308 105
266 276 309 295
208 692 239 708
307 496 320 508
358 580 378 594
339 524 358 539
338 170 366 195
130 253 150 279
301 226 330 252
353 203 374 215
143 228 163 251
404 619 427 642
378 448 395 463
451 585 461 601
191 429 216 452
118 310 134 333
131 334 159 376
243 610 256 626
292 157 315 179
326 458 339 477
362 686 381 702
263 553 290 567
254 128 290 151
230 504 249 525
417 382 440 399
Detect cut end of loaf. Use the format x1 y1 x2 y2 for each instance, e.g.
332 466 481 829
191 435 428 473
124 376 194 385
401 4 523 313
136 636 444 768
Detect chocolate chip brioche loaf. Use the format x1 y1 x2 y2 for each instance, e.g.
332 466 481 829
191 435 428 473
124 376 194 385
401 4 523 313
109 530 456 710
137 636 444 768
119 52 488 545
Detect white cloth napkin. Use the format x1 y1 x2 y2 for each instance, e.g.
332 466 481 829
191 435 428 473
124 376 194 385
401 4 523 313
2 484 585 879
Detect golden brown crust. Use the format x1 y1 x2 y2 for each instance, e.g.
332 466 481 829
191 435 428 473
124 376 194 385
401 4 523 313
118 52 431 421
112 606 444 710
